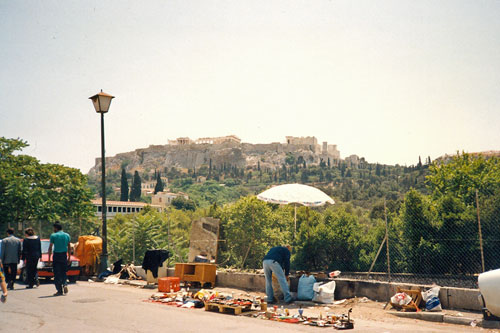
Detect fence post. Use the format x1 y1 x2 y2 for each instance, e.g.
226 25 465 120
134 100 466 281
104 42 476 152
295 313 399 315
132 217 136 265
368 235 387 277
384 198 391 281
476 189 485 273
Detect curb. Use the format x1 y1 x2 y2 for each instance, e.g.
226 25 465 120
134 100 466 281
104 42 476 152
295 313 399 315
388 311 500 328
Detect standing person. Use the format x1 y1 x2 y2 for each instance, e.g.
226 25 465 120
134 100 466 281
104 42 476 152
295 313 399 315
262 245 294 304
1 228 22 290
47 223 70 296
21 228 42 289
1 260 7 303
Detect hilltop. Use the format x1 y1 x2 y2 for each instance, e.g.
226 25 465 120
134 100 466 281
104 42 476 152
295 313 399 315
87 135 433 209
88 135 343 179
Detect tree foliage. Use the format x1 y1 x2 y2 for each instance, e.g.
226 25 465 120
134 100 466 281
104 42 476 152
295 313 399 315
129 171 142 202
154 172 164 194
120 168 129 201
0 137 95 239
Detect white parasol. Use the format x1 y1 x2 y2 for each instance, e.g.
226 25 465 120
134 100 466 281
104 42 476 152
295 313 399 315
257 183 334 235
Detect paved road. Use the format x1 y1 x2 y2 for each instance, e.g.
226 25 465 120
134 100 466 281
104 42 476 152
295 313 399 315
1 281 481 332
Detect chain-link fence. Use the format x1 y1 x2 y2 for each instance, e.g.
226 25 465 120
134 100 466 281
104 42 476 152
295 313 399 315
345 188 500 289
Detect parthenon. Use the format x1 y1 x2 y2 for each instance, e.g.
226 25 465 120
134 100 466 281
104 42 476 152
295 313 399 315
168 135 241 146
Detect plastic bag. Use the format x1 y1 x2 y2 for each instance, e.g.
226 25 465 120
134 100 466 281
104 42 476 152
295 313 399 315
312 281 336 304
390 292 411 306
297 274 316 300
421 286 442 312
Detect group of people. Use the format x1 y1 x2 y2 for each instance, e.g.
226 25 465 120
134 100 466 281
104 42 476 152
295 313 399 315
0 223 72 303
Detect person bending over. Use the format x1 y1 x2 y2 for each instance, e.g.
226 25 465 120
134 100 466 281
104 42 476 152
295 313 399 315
262 245 294 304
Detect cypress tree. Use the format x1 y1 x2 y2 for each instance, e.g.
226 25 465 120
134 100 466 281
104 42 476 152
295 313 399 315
154 172 164 194
208 159 212 179
130 171 142 202
120 168 129 201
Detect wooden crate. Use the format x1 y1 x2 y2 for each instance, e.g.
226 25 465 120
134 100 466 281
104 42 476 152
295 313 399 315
391 287 422 312
204 302 252 315
158 277 180 292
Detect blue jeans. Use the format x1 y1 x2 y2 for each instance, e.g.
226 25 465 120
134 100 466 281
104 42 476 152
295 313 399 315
263 259 292 303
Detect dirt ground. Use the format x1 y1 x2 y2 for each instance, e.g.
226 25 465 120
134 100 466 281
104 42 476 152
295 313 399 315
208 286 488 331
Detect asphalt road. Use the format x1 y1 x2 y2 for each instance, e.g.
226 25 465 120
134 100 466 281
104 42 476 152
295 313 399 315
0 281 481 332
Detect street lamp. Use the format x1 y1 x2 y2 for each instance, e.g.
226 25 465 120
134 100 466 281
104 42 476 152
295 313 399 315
89 90 114 273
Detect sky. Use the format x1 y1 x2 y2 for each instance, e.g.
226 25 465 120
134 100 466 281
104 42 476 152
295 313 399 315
1 0 499 173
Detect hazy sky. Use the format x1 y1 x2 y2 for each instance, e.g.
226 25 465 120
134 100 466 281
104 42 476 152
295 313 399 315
1 0 499 173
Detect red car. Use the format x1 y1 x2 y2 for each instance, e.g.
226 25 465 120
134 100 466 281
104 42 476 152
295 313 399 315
19 239 81 283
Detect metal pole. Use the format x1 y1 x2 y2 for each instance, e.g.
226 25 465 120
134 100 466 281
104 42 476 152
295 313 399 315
132 218 135 265
368 235 387 277
476 190 485 272
294 204 297 239
384 199 391 281
99 112 108 273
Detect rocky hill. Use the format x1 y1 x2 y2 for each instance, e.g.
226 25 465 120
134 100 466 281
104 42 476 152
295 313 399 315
89 136 340 178
88 137 341 180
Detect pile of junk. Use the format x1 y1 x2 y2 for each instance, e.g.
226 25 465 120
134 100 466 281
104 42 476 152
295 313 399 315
387 268 500 324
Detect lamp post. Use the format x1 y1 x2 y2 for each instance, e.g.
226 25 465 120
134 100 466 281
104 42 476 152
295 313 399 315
89 90 114 273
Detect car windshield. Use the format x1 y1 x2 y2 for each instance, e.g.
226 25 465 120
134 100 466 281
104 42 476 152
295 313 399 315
41 240 50 254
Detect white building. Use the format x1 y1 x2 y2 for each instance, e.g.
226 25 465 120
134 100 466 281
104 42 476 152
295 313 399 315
151 191 189 207
91 199 162 218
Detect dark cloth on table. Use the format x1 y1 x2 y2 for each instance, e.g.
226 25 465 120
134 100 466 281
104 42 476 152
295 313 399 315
263 246 291 276
22 237 42 261
112 259 123 274
142 250 170 278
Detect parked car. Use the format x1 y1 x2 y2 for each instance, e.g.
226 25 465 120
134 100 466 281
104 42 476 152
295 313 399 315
18 239 81 283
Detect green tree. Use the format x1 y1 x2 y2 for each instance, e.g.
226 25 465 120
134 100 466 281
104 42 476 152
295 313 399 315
218 196 291 268
171 196 196 211
427 153 500 205
107 208 194 265
399 189 438 274
285 153 295 166
120 168 129 201
154 172 164 194
129 171 142 202
434 195 476 274
300 170 309 183
294 207 363 271
0 137 94 238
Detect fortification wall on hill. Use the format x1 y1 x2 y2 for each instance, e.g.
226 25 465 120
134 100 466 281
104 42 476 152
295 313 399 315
88 141 337 177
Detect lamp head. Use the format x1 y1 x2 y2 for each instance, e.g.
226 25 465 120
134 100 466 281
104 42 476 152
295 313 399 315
89 90 114 113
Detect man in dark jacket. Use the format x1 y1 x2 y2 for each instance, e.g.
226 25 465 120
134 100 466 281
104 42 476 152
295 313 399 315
1 228 22 290
21 228 42 288
262 245 293 304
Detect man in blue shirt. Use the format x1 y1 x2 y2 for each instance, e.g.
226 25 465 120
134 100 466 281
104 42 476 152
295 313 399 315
48 223 71 296
263 245 294 304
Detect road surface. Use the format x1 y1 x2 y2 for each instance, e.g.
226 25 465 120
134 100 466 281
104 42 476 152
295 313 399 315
1 281 482 332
